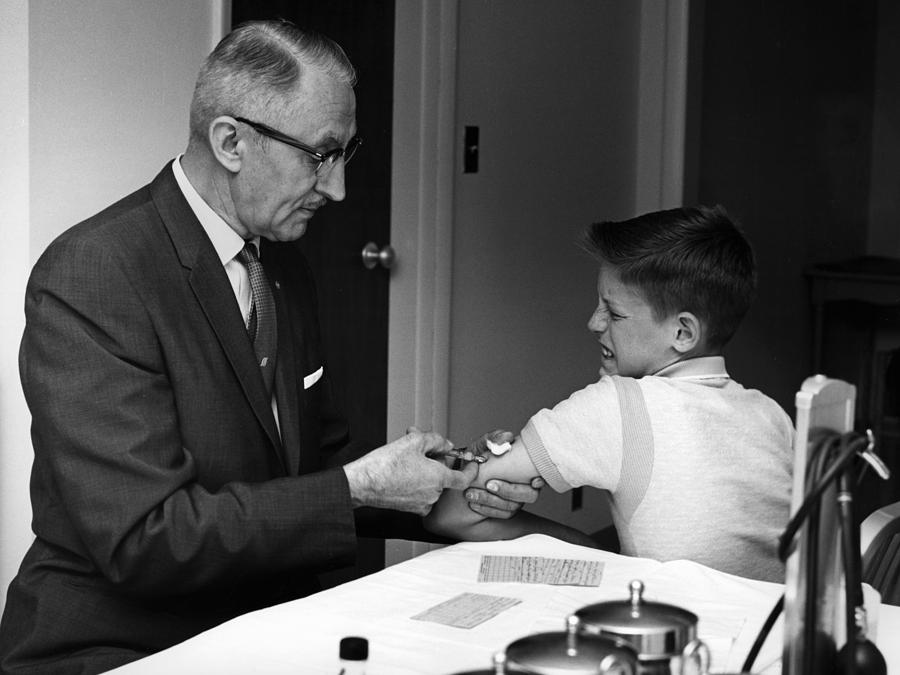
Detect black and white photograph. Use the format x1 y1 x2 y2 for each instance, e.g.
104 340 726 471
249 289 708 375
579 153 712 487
0 1 898 673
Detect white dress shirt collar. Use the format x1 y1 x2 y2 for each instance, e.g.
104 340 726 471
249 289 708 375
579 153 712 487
171 156 259 261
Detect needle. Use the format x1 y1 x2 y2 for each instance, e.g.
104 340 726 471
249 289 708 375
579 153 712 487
447 447 488 464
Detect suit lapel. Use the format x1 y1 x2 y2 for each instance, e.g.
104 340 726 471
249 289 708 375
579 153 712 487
266 259 303 476
148 165 287 472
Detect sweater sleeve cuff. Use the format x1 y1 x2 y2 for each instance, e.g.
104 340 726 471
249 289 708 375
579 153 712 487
521 420 572 493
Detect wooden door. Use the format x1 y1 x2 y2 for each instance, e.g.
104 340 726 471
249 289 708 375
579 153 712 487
231 0 395 583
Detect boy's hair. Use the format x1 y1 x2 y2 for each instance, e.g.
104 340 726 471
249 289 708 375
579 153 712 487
581 205 756 351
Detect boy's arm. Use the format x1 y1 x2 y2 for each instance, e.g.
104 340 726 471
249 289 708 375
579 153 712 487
424 439 598 548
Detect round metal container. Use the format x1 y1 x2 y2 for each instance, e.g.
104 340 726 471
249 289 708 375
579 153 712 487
448 651 512 675
574 580 710 675
504 615 639 674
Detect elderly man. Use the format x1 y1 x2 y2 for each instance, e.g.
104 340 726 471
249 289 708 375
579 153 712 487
0 20 536 674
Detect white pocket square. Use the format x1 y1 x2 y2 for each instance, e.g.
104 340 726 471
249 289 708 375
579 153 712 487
304 366 324 389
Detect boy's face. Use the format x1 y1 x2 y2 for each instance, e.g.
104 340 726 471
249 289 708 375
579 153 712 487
587 266 680 377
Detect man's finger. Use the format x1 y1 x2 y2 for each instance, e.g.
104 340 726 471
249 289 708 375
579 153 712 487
466 500 516 520
418 431 454 458
485 479 541 504
464 487 518 513
426 444 459 460
444 463 477 491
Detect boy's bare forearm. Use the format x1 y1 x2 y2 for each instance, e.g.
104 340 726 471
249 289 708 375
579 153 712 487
424 438 597 548
505 511 599 548
424 486 486 539
425 488 598 549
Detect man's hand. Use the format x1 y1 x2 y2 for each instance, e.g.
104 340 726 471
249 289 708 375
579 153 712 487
343 427 477 516
465 476 545 518
462 429 544 519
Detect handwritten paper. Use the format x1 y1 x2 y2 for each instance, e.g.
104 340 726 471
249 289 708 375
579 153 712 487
411 592 522 629
478 555 604 586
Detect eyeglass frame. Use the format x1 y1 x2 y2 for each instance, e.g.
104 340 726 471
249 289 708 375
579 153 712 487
233 116 361 176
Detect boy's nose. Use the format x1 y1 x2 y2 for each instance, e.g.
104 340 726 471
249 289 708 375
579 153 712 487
588 308 608 333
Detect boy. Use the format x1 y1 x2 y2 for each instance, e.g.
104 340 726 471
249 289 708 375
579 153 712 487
426 205 794 583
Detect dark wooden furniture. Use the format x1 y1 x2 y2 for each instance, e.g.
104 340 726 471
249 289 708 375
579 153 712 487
807 256 900 372
805 256 900 518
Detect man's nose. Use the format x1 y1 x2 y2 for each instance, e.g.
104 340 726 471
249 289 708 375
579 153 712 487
315 161 347 202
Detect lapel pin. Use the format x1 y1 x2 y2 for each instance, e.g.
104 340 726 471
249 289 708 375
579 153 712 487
274 281 281 290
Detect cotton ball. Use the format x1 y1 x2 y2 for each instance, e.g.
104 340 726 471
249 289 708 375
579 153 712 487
486 439 511 456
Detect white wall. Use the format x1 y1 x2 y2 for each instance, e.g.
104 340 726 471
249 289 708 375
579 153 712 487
28 2 228 256
0 0 226 617
0 0 33 620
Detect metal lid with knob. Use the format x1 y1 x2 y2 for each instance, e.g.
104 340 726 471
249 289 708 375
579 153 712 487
574 580 699 660
502 614 639 674
448 651 510 675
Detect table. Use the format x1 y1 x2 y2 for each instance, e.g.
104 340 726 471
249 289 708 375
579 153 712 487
106 535 900 674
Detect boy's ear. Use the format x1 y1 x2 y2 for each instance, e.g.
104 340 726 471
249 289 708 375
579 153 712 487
672 312 702 353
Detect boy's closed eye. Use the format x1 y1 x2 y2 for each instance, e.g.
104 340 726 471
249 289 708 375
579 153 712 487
602 303 626 321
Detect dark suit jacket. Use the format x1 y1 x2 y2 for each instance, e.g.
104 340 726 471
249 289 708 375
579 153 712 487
0 165 399 674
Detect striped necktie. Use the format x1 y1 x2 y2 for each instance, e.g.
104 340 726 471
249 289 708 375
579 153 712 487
237 242 277 397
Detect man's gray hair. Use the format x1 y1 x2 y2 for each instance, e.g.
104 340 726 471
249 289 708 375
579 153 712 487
188 20 356 145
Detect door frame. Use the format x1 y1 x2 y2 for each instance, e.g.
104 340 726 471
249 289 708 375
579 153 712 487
386 0 459 563
635 0 691 212
387 0 458 442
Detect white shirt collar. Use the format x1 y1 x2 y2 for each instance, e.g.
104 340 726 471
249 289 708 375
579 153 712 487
171 156 258 263
653 355 730 381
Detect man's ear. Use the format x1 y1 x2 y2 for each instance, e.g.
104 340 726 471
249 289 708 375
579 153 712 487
672 311 702 354
208 116 243 174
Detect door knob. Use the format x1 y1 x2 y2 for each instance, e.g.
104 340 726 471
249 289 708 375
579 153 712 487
361 242 396 270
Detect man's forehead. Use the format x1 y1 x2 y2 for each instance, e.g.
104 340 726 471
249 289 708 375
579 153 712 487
285 74 356 143
293 65 355 107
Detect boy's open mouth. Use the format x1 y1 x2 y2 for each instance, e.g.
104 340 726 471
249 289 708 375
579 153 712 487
600 344 614 360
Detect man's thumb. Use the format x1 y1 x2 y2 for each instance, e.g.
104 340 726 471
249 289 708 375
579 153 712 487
445 463 477 491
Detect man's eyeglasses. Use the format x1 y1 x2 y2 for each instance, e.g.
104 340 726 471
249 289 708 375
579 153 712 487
234 116 362 176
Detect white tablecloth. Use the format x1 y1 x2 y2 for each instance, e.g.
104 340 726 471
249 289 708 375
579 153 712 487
106 534 900 674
